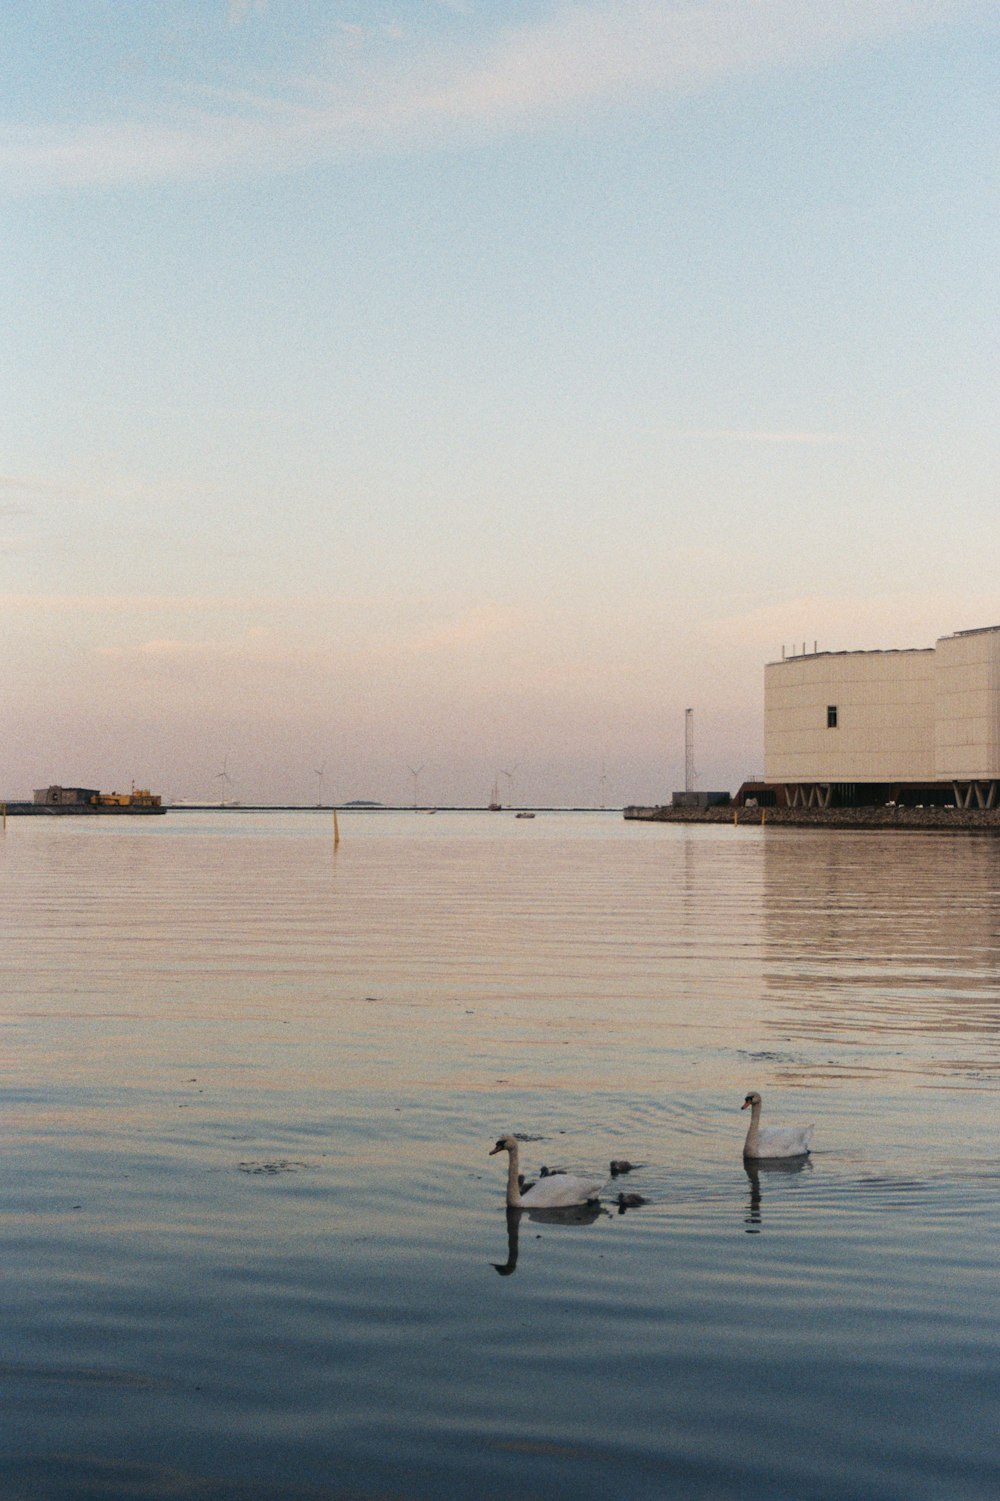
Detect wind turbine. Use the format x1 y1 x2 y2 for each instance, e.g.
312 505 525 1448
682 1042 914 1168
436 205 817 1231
315 761 326 807
599 761 608 810
408 764 425 809
215 755 234 805
500 764 518 809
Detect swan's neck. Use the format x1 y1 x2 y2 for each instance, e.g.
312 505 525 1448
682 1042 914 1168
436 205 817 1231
743 1100 762 1157
505 1148 524 1208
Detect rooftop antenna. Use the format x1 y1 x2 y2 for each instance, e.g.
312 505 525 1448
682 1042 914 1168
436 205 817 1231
684 709 696 794
408 764 425 810
315 761 326 807
500 764 518 808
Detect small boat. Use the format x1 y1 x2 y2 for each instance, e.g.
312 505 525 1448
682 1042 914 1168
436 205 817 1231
515 811 535 819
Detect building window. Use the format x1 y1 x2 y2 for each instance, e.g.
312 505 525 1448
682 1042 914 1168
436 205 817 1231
827 705 838 728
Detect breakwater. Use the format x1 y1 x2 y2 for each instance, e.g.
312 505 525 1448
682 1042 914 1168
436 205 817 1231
1 802 166 816
625 804 1000 831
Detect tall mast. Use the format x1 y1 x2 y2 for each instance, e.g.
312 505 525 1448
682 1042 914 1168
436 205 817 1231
684 708 696 794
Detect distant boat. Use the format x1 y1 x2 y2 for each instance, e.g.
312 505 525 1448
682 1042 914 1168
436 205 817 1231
515 811 536 819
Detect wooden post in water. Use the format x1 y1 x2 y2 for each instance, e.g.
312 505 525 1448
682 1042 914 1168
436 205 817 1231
333 808 341 848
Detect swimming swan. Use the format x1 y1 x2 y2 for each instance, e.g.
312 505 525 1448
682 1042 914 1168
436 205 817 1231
741 1092 813 1160
490 1135 605 1209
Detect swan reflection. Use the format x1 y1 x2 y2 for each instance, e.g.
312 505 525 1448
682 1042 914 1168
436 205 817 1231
492 1202 605 1275
744 1155 813 1233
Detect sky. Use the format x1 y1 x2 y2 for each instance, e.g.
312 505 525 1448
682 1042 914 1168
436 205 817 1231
2 0 998 807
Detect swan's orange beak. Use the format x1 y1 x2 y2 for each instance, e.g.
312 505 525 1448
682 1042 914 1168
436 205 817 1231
489 1143 503 1155
741 1099 750 1110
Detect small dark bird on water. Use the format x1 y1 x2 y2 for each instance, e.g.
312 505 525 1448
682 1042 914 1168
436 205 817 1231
616 1191 648 1212
519 1165 566 1193
610 1159 639 1176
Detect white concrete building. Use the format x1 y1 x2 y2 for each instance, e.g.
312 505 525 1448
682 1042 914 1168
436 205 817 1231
764 625 1000 808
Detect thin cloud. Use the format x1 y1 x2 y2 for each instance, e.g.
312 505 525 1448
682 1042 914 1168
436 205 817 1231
0 472 85 499
673 429 852 445
97 629 272 662
0 588 448 617
706 591 1000 659
227 0 268 25
400 603 541 656
0 0 990 190
0 466 228 512
0 592 269 614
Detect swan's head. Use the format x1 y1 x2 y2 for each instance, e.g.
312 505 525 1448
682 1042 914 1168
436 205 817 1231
742 1092 762 1111
490 1134 518 1156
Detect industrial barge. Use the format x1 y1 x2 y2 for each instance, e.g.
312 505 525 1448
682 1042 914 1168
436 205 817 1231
2 785 166 816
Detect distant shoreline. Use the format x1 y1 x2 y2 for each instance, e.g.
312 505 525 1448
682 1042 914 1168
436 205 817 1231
1 803 623 816
162 804 623 815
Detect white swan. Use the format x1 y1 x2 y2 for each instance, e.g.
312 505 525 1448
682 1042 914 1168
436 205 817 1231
741 1092 813 1160
490 1135 605 1209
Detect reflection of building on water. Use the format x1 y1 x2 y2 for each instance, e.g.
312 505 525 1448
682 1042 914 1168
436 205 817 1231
761 833 1000 1073
744 1157 812 1234
764 623 1000 809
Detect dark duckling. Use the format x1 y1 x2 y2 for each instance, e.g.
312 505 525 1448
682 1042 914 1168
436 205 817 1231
616 1191 649 1213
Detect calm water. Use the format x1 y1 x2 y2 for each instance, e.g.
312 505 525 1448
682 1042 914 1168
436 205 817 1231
2 811 999 1500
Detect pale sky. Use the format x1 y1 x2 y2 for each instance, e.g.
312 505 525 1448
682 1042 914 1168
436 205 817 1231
2 0 998 805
